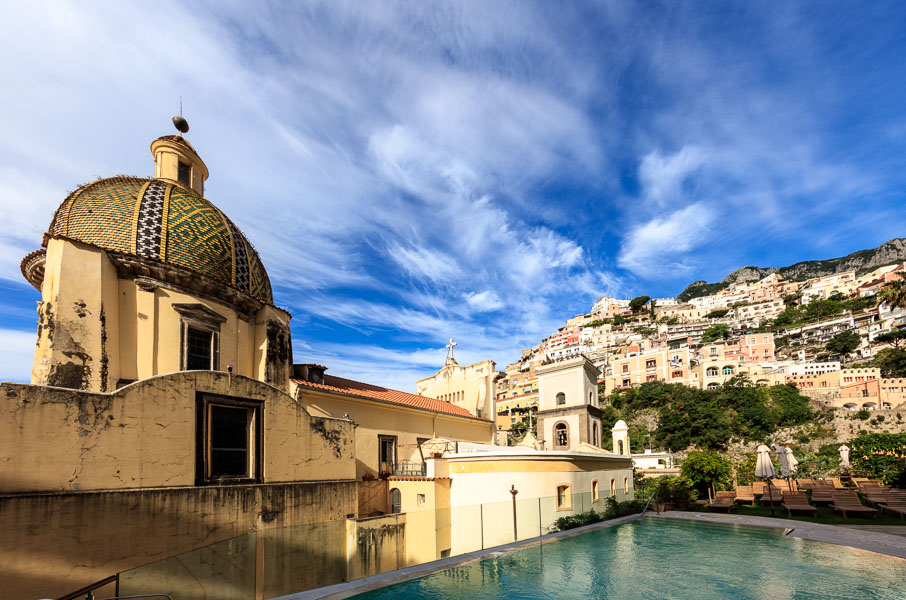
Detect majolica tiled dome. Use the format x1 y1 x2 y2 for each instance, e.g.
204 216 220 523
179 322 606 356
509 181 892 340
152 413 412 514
46 176 273 304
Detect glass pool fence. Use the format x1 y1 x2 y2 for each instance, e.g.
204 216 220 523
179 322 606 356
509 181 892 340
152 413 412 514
115 487 634 600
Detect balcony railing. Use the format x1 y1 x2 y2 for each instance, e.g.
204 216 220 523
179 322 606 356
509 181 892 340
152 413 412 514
392 461 427 477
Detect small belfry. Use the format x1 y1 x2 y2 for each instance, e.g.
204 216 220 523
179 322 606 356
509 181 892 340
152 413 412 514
21 117 291 392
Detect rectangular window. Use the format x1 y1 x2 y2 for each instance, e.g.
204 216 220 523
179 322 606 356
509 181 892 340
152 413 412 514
417 494 426 507
556 484 571 510
622 364 629 373
178 161 191 186
186 327 213 370
646 359 656 369
379 435 397 475
646 375 657 382
196 394 262 484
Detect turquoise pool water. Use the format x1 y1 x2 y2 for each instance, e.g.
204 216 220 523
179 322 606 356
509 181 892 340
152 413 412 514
353 519 906 599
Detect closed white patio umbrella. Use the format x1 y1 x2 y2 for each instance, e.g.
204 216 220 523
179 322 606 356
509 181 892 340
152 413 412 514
756 443 777 516
773 443 791 477
839 444 851 470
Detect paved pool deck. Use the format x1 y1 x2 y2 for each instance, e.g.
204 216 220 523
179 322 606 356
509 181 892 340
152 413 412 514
277 512 906 600
654 511 906 559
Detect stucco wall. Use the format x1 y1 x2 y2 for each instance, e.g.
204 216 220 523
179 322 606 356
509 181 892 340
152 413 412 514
2 480 357 600
415 359 498 421
33 238 291 393
299 389 493 478
0 371 355 492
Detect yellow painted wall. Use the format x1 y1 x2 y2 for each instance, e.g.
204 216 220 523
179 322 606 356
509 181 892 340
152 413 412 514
1 481 357 600
415 359 498 422
0 372 355 493
34 238 291 393
298 388 494 478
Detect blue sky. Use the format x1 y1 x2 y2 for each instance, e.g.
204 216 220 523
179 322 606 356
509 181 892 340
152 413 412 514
1 2 905 390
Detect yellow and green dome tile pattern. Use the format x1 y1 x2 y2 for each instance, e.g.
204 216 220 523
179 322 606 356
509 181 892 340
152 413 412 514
49 176 273 304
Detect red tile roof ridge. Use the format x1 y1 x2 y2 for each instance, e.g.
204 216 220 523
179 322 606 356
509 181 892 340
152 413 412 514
293 374 491 422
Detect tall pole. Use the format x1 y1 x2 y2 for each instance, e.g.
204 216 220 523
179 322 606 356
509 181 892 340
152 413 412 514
511 485 519 541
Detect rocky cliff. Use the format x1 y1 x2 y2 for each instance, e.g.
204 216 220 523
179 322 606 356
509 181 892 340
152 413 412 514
678 238 906 301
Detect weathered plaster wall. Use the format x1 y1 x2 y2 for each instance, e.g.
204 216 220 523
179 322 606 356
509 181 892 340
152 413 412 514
299 388 493 478
32 238 292 392
1 481 357 600
0 371 355 492
32 238 120 391
345 514 406 581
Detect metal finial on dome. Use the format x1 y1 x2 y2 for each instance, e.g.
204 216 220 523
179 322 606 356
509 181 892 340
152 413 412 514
172 115 189 134
172 98 189 134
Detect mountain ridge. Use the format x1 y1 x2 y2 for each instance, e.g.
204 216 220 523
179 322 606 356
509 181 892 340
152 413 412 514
677 237 906 302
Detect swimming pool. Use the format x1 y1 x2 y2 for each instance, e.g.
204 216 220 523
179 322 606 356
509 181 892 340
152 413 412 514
352 519 906 599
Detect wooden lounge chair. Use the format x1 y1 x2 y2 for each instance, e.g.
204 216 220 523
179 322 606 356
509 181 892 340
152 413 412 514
752 481 767 496
810 485 835 506
878 491 906 518
797 478 815 491
782 492 817 517
831 477 846 489
708 491 738 512
734 485 755 505
830 492 877 519
759 488 783 506
860 485 891 507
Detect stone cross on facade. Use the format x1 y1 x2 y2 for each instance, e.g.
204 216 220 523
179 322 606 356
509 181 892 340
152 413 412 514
446 338 457 359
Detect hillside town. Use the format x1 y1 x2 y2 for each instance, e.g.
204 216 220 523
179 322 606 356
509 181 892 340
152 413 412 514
496 264 906 436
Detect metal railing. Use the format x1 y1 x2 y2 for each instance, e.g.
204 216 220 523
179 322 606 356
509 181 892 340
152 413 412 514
392 461 427 476
639 490 658 518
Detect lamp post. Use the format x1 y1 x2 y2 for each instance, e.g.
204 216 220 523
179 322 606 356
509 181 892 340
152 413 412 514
510 485 519 541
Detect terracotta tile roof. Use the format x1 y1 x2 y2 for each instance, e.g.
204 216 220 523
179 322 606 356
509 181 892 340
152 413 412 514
293 374 490 422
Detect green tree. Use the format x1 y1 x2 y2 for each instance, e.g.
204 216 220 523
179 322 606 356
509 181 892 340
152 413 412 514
701 324 731 343
875 329 906 349
875 348 906 377
612 314 628 328
681 450 733 498
826 330 861 357
629 295 651 313
704 308 729 319
879 278 906 310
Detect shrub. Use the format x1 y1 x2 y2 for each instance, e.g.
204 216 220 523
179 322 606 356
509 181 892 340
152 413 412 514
681 450 733 497
849 433 906 484
855 410 871 421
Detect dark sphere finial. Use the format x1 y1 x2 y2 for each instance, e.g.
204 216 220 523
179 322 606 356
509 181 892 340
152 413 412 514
172 115 189 134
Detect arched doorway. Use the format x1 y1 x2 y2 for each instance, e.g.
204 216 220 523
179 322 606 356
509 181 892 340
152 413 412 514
390 488 401 514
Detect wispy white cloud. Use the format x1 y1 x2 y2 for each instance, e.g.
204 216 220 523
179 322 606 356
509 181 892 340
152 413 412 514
464 290 505 313
618 202 715 279
0 329 35 383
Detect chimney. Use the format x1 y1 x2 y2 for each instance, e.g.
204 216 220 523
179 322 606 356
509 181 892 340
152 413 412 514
293 363 328 384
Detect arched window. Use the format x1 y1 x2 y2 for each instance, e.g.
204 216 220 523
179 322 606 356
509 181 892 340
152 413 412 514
618 439 624 455
706 367 719 377
390 488 401 514
722 366 735 376
623 477 629 494
556 484 572 510
707 382 719 390
556 392 566 406
593 422 599 446
555 422 569 447
592 479 599 501
610 479 616 497
588 391 593 404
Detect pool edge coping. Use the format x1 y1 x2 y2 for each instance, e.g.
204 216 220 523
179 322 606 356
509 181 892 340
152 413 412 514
273 513 644 600
652 511 906 560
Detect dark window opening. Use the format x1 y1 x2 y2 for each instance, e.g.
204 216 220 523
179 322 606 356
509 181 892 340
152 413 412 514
186 327 212 370
379 435 397 475
178 161 191 186
210 405 250 477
